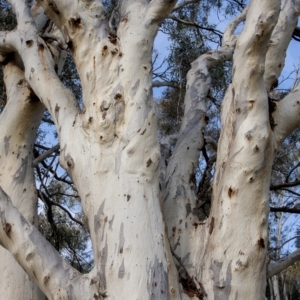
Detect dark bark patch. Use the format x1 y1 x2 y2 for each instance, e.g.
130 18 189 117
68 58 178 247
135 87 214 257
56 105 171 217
26 40 33 47
65 153 74 168
147 256 169 299
5 223 12 237
38 43 44 51
118 223 125 254
114 93 122 101
69 15 82 29
268 97 277 130
126 194 131 201
209 216 215 235
67 40 74 52
228 186 235 198
49 0 60 14
189 173 196 186
140 128 146 135
257 238 265 249
55 104 60 121
185 203 192 217
172 226 176 236
180 274 204 299
4 135 11 156
118 259 125 278
102 46 108 55
146 158 152 167
253 145 259 152
108 34 118 45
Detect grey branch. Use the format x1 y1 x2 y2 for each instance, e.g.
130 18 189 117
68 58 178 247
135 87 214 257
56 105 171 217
33 144 60 167
268 248 300 278
152 81 180 88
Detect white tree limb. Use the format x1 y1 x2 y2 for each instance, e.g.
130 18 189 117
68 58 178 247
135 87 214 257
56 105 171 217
273 84 300 146
0 187 100 299
264 0 300 92
162 6 248 280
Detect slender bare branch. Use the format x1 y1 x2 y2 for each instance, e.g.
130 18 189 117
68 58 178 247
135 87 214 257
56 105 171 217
268 248 300 278
167 15 223 39
153 81 180 88
271 179 300 190
33 144 60 167
270 205 300 214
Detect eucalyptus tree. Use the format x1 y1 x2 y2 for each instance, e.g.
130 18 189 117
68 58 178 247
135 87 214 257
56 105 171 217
1 0 300 300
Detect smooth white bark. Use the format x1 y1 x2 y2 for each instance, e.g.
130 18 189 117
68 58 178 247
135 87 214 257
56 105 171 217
1 0 300 299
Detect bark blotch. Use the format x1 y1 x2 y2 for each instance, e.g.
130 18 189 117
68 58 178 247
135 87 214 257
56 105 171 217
228 187 235 198
5 223 12 237
26 40 33 47
99 240 108 289
94 200 106 234
185 203 192 217
257 238 265 249
118 258 125 278
130 80 140 99
49 0 60 14
69 15 82 29
147 256 169 299
14 156 28 183
38 44 44 52
4 135 11 156
55 104 60 121
108 215 114 229
209 216 215 235
211 260 232 298
66 154 74 168
146 158 152 167
118 223 125 254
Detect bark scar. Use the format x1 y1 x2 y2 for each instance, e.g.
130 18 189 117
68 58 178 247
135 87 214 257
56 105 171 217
209 217 215 235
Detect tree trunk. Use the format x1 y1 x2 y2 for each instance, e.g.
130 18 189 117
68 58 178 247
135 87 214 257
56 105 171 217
200 1 280 298
1 0 300 299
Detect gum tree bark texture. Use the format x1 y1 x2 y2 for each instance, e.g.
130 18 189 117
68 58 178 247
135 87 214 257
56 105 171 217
1 0 300 299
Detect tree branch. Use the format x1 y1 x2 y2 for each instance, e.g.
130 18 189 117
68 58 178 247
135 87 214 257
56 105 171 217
39 190 85 227
270 179 300 190
264 0 300 92
162 6 247 271
146 0 178 24
33 144 60 168
152 80 180 88
270 205 300 214
172 0 198 12
167 15 223 39
268 248 300 278
0 187 98 298
273 85 300 146
0 30 79 139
